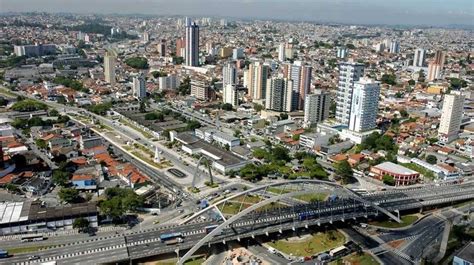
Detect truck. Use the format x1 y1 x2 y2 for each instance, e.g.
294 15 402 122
165 237 183 245
159 232 183 242
0 249 8 259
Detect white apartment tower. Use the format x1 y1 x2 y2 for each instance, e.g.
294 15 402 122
336 62 365 126
133 74 146 100
438 91 464 143
222 62 237 87
185 17 200 66
223 84 239 107
278 43 286 62
413 48 426 67
104 51 116 85
389 40 400 54
265 77 293 112
304 90 331 127
348 78 381 132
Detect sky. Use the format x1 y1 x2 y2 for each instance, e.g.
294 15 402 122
1 0 473 27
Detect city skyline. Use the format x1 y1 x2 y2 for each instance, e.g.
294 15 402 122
1 0 473 27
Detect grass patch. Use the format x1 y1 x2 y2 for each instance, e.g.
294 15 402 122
6 245 54 254
294 193 328 202
330 252 379 265
268 230 345 257
267 187 291 194
154 256 205 265
369 215 418 228
401 163 435 179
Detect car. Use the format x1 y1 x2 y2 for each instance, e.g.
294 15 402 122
28 255 40 260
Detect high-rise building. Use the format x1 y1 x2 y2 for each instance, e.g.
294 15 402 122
246 62 269 100
304 90 331 127
413 48 426 67
336 47 348 59
223 84 239 107
348 78 380 132
285 43 294 59
142 32 150 43
438 91 464 143
232 48 244 60
265 77 293 112
104 51 116 85
278 43 286 62
158 75 180 91
14 44 56 57
191 79 212 101
158 39 166 56
374 43 385 53
176 37 185 57
133 74 146 99
284 61 312 111
185 18 199 66
389 40 400 54
222 62 237 87
427 50 446 82
335 62 365 125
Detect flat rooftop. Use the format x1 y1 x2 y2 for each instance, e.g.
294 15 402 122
185 140 246 167
455 242 474 263
0 202 30 224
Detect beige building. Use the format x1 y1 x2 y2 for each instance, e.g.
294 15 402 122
438 91 464 143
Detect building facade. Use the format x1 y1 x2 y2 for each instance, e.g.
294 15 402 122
348 78 380 132
304 90 331 128
132 74 146 99
104 51 116 85
335 62 365 126
438 91 464 143
265 77 293 112
185 17 199 66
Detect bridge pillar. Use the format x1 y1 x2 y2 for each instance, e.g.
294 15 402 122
341 218 344 222
265 231 269 236
317 222 321 226
223 239 226 244
395 210 400 220
329 220 333 224
251 234 255 239
292 226 296 231
279 228 282 234
305 224 308 229
237 237 240 242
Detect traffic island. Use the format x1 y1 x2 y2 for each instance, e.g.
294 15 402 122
369 214 419 229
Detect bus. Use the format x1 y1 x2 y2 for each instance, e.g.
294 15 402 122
0 249 8 259
159 232 183 242
21 234 45 242
329 246 347 257
205 225 218 234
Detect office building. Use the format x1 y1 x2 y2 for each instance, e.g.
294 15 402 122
222 62 237 87
348 78 380 132
335 62 365 125
284 61 312 111
304 90 331 127
278 43 286 61
438 91 464 143
413 48 426 67
133 74 146 100
389 40 400 54
14 44 56 57
246 62 269 100
336 47 348 59
223 84 239 107
104 51 116 85
185 18 199 66
265 77 293 112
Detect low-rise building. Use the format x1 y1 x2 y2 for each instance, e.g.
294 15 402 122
370 161 420 186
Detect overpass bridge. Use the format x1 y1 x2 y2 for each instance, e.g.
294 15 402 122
5 181 474 265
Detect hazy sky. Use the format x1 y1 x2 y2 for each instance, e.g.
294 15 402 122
1 0 473 26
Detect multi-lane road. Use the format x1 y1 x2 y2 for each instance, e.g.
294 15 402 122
2 182 473 265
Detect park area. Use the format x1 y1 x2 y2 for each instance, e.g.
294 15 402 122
268 230 345 257
330 252 379 265
369 214 419 228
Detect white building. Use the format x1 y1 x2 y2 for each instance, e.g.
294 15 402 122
104 51 116 85
389 40 400 54
278 43 286 61
232 48 244 60
185 17 200 66
223 84 239 107
285 61 312 111
303 90 331 128
245 62 269 100
335 61 365 126
348 78 380 132
265 77 293 112
438 91 464 143
195 127 240 147
133 74 146 99
336 47 348 59
222 62 237 87
413 48 426 67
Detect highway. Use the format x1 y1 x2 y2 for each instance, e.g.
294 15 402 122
2 183 473 265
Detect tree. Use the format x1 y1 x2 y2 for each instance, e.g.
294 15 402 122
253 103 264 112
99 187 144 220
381 74 396 85
426 155 437 165
144 112 164 121
271 146 291 162
252 148 269 160
88 102 112 115
11 99 47 112
292 134 300 141
52 170 71 187
58 188 80 203
221 103 233 111
35 139 47 149
382 174 395 186
408 79 416 86
49 109 59 117
335 160 352 184
139 101 146 113
73 217 90 232
279 113 288 120
124 57 149 69
11 154 27 168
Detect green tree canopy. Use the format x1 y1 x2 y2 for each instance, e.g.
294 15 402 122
425 155 437 165
125 57 149 69
58 188 80 203
335 160 352 184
